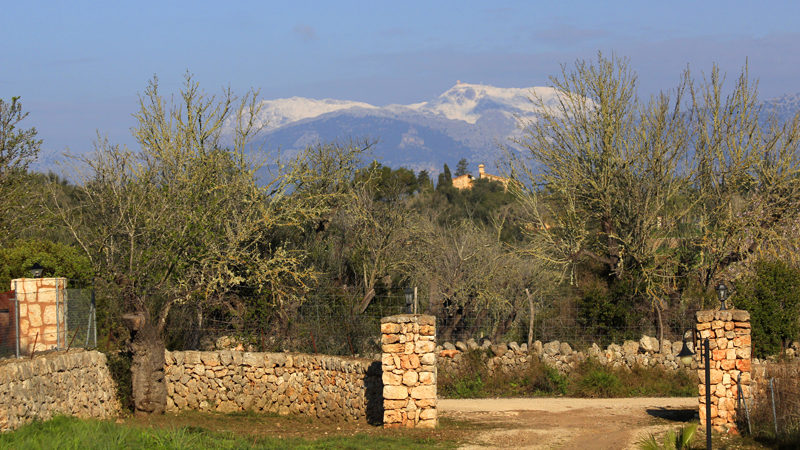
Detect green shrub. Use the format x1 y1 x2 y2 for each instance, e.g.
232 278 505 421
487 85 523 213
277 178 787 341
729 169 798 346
105 351 134 412
573 367 622 397
0 238 92 287
735 260 800 358
570 359 694 398
439 349 567 398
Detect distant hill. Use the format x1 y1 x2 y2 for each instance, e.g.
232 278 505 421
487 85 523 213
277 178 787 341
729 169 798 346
231 82 562 176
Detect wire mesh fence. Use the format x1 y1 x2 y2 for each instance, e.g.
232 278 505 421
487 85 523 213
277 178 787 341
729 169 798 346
165 294 410 357
162 290 701 356
0 279 96 360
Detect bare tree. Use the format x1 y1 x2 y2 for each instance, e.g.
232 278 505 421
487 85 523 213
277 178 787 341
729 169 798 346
502 53 800 329
0 97 42 242
50 75 370 415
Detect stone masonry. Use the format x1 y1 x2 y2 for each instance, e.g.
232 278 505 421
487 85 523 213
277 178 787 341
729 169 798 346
12 278 68 354
695 309 752 431
0 350 118 431
164 351 383 423
381 314 437 428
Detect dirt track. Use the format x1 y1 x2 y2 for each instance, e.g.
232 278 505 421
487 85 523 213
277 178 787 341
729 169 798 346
439 397 697 450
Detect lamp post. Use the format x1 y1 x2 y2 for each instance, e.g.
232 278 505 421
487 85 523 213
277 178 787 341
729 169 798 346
29 263 44 279
717 282 728 310
679 330 712 450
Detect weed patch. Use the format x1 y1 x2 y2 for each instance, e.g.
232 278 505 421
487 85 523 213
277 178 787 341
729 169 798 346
439 350 567 398
440 353 693 399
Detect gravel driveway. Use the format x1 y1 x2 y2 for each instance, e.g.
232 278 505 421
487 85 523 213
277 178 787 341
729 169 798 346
439 397 697 450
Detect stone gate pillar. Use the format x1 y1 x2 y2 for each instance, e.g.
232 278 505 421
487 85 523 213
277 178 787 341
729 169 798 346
695 309 751 432
380 314 437 428
12 278 68 355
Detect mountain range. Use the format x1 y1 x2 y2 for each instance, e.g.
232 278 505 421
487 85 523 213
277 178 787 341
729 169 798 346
232 82 563 176
34 84 800 178
232 84 800 177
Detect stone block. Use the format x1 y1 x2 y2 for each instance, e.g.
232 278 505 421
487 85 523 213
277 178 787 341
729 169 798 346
419 408 437 420
696 311 714 322
491 343 508 357
43 305 57 325
419 371 435 385
381 323 401 334
383 385 408 400
543 341 560 356
381 334 400 344
410 386 436 399
733 335 751 347
415 341 435 354
732 310 750 322
417 418 436 428
383 372 402 386
417 315 435 326
402 371 418 386
28 304 42 327
382 344 405 353
735 359 751 372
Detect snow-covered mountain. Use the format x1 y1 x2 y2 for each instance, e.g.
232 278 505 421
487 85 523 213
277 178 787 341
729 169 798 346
764 93 800 122
412 82 558 124
233 82 560 175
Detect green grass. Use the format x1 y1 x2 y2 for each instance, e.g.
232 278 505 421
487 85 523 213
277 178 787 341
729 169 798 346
0 416 457 450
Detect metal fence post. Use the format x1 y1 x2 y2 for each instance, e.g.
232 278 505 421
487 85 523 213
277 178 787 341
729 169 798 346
91 280 97 347
55 278 61 350
14 280 19 358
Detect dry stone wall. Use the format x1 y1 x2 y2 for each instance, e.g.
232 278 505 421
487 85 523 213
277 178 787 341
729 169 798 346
0 350 118 431
164 351 383 424
437 334 697 378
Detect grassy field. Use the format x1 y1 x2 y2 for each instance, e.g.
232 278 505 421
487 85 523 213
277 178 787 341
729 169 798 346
0 415 462 450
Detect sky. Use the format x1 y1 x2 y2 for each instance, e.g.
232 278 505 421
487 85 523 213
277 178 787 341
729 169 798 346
3 0 800 166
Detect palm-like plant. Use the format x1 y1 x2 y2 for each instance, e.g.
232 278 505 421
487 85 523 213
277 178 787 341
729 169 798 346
636 422 699 450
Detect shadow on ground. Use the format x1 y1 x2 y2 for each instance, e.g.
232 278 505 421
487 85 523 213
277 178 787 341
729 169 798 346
646 407 697 422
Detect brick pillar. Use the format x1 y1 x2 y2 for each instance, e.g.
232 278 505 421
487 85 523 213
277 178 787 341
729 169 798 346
381 314 437 428
696 309 751 432
12 278 68 354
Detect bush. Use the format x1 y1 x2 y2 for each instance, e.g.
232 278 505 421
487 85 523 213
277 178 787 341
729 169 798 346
735 260 800 358
569 359 694 398
105 351 134 412
0 238 92 288
576 277 647 347
438 349 567 398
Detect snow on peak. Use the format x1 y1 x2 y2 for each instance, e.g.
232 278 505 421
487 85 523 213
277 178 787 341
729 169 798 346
225 97 377 133
416 82 559 124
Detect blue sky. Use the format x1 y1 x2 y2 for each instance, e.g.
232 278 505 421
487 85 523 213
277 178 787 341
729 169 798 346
3 1 799 161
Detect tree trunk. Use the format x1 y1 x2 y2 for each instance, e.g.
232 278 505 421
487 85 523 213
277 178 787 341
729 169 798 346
655 302 664 355
526 289 534 349
126 314 167 416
